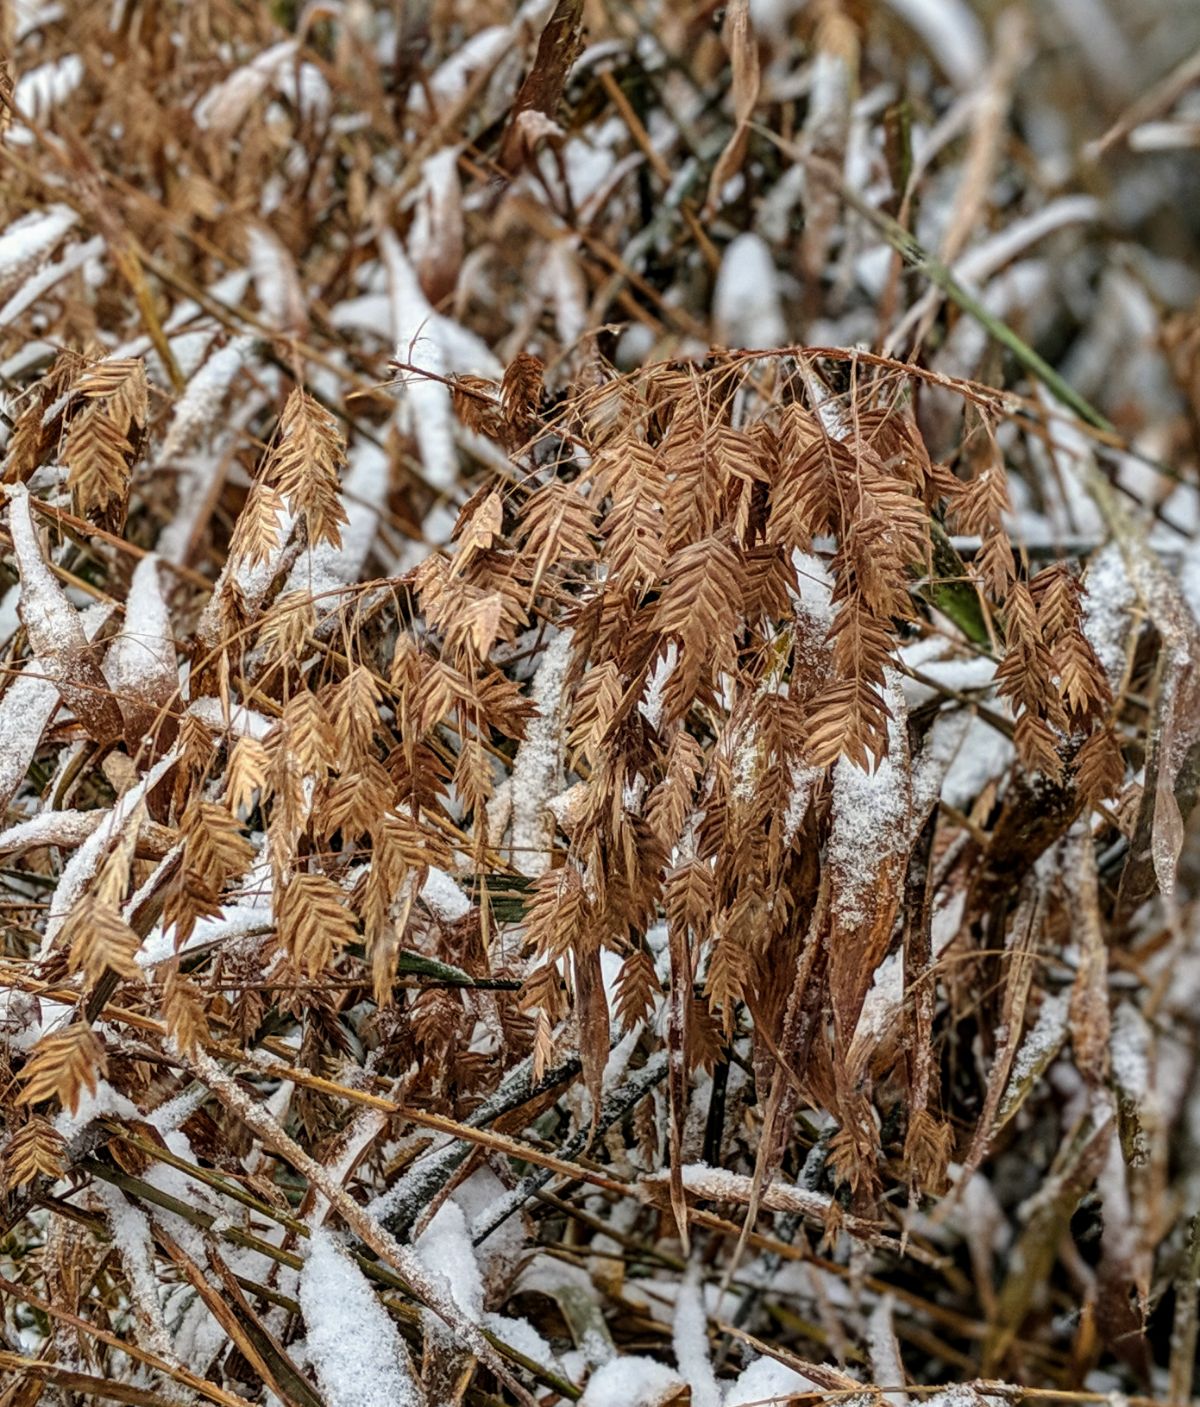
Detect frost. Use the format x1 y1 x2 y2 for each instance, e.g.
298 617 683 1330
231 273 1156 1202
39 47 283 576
299 1229 423 1407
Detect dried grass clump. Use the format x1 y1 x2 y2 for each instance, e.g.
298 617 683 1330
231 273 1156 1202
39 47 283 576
4 1 1200 1406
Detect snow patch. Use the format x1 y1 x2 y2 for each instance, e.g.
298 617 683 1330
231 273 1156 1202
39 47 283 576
299 1229 422 1407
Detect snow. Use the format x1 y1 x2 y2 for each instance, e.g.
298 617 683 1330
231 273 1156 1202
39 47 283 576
446 1167 528 1289
0 807 129 858
910 709 974 817
283 439 387 604
783 759 819 847
0 600 110 810
1110 1001 1150 1099
42 747 179 954
421 867 472 922
298 1228 423 1407
792 550 836 630
408 147 462 283
0 234 105 327
194 40 329 138
306 1103 391 1230
672 1274 720 1407
415 1200 484 1320
103 554 176 701
868 1297 909 1404
730 719 761 804
96 1182 174 1361
509 628 572 876
826 674 910 926
158 336 254 463
894 200 1101 353
247 225 303 332
1082 543 1136 686
713 234 787 350
8 57 83 144
420 24 512 110
851 931 932 1056
580 1355 686 1406
725 1355 822 1405
7 481 79 655
157 387 271 566
1180 536 1200 633
941 714 1014 810
541 240 589 349
54 1078 140 1143
899 641 997 707
186 695 275 740
379 229 458 489
640 643 677 730
204 486 299 628
0 986 73 1053
367 1138 467 1236
876 0 986 91
1095 1126 1136 1269
0 206 78 289
12 0 65 40
1003 991 1070 1105
484 1309 562 1376
137 894 269 967
0 586 19 654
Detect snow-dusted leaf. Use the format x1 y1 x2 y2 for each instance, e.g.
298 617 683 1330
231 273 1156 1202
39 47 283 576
6 483 124 745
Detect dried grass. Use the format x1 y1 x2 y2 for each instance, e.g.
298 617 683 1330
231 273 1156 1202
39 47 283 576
3 2 1200 1405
